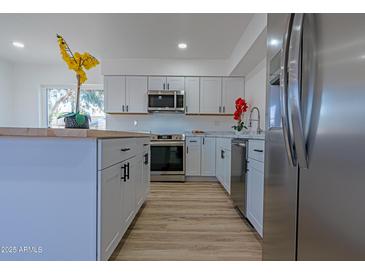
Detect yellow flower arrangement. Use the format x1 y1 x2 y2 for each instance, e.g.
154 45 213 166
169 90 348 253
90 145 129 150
57 34 99 114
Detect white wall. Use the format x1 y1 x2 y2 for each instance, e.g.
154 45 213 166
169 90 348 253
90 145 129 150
244 58 267 130
11 63 103 127
102 58 229 76
0 58 14 126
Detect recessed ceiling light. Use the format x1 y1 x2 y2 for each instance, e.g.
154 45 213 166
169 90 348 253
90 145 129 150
178 43 187 49
12 41 25 48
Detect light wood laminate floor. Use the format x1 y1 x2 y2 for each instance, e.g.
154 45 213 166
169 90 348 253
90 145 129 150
110 181 262 260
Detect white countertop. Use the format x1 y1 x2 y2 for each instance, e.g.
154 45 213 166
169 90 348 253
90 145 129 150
184 131 265 140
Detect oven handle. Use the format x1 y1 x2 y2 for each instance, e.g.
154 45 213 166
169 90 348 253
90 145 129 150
151 142 185 147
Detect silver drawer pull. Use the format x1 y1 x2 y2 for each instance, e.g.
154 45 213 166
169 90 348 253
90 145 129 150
253 149 263 153
189 140 197 143
121 148 131 152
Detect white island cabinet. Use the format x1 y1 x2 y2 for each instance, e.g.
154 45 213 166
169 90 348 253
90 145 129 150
0 128 150 261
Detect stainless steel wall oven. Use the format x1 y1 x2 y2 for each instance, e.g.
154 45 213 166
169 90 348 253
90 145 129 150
150 134 185 182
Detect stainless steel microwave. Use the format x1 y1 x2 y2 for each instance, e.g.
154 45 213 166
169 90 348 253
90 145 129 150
147 90 185 112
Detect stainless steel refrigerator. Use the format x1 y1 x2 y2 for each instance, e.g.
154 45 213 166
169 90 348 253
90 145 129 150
264 13 365 260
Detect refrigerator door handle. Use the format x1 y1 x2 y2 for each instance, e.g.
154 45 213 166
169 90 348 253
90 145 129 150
280 14 296 167
288 13 308 168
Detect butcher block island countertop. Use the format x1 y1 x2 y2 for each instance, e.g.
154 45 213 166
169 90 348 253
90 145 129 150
0 127 151 139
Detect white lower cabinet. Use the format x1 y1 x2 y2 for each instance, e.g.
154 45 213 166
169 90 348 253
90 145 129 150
201 137 216 176
186 137 202 176
246 139 265 237
98 138 150 260
215 138 231 194
186 136 216 177
99 162 124 261
136 142 150 210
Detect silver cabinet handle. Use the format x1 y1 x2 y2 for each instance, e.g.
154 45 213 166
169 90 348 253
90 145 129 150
121 148 130 152
253 149 263 153
219 106 222 113
126 105 129 112
163 83 165 90
186 146 189 154
280 14 296 167
185 105 188 113
288 13 308 168
167 83 170 90
223 106 225 113
122 105 125 112
189 140 197 143
203 137 205 145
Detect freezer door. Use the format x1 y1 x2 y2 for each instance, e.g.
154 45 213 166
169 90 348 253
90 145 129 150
263 13 299 260
297 14 365 260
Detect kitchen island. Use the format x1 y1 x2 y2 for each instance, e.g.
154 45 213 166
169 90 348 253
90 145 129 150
0 128 150 261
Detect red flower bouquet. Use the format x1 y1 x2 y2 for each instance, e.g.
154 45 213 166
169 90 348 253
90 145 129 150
232 97 248 132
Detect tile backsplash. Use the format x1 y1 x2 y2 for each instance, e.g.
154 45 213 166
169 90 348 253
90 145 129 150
106 113 238 134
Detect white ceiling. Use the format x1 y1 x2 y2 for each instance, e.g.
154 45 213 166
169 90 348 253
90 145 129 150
0 14 254 64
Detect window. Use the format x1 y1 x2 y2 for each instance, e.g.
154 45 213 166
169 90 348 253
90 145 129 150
46 86 105 129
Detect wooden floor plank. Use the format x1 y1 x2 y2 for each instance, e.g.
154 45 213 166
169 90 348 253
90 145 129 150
110 181 262 261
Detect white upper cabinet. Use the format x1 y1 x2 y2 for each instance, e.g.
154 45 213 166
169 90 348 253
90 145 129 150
222 77 245 114
185 137 202 176
200 77 222 114
184 77 200 114
105 75 244 115
148 76 166 90
126 76 148 113
148 76 184 91
201 137 216 176
166 77 185 90
104 76 126 113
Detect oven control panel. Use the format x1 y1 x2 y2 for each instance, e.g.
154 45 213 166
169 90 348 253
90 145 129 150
151 134 185 141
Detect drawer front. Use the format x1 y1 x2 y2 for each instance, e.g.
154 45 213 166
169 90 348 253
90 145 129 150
248 140 265 163
186 136 202 145
247 158 264 173
98 139 137 170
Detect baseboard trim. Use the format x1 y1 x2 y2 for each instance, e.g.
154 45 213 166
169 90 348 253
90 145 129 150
185 176 218 182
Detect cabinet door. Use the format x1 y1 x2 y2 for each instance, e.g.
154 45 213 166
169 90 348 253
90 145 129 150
166 76 184 90
148 76 166 90
142 148 150 199
201 137 216 176
200 77 222 114
99 162 123 260
185 77 200 114
122 157 136 229
247 160 264 237
104 76 126 113
126 76 148 113
135 153 144 210
216 145 224 184
222 77 245 114
186 137 201 176
223 149 231 194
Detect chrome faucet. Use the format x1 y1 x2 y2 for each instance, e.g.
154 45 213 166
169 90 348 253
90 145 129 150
249 107 263 134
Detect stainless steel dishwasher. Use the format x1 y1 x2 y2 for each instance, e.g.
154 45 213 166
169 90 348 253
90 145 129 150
230 139 248 217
